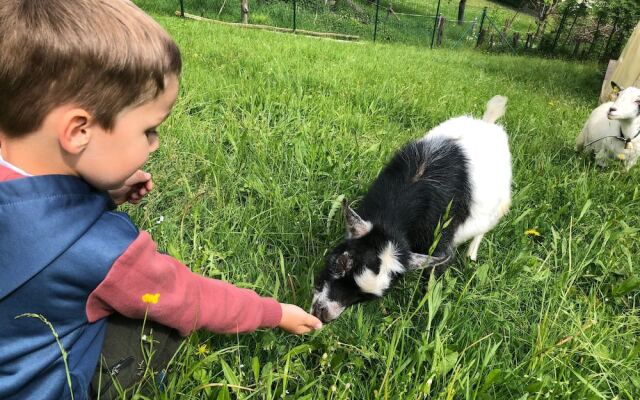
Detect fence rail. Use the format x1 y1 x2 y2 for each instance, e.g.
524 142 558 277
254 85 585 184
170 0 637 60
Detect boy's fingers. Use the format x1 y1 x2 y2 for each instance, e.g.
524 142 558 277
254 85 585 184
307 315 322 329
299 325 312 334
125 170 151 186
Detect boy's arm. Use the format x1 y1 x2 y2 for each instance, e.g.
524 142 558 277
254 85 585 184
86 231 282 336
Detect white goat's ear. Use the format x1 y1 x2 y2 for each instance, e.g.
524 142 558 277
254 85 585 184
407 252 451 270
611 81 624 94
342 199 372 239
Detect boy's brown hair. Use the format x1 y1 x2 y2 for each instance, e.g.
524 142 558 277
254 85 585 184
0 0 182 138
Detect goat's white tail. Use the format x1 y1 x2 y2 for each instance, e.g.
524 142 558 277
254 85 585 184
482 95 508 123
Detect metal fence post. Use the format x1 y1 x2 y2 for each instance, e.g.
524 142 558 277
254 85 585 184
373 0 380 42
476 7 487 47
430 0 442 49
179 0 184 17
293 0 297 31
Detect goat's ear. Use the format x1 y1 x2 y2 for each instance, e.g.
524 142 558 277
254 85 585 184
342 199 372 239
407 252 452 270
333 251 354 277
611 81 624 94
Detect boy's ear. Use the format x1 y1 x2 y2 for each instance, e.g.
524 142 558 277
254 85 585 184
57 108 93 155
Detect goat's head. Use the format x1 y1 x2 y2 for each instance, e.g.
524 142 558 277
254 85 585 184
310 200 430 323
607 82 640 121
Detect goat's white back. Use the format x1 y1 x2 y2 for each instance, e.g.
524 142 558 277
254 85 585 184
424 116 512 245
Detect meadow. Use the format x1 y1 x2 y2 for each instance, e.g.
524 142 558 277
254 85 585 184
124 9 640 399
139 0 536 48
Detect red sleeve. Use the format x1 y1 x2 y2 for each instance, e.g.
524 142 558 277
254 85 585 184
85 231 282 336
0 165 26 182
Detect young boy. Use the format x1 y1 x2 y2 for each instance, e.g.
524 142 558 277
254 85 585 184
0 1 322 399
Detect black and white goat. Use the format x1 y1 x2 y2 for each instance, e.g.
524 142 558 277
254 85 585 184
311 96 512 323
575 82 640 171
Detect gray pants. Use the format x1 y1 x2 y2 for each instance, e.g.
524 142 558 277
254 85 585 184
90 314 182 399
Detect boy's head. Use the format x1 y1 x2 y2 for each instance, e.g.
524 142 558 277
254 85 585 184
0 0 182 189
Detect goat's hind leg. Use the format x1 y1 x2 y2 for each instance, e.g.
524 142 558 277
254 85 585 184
467 233 484 262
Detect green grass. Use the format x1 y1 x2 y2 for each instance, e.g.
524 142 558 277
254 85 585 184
121 12 640 399
139 0 536 49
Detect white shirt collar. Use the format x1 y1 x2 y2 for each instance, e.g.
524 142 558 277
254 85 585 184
0 153 33 176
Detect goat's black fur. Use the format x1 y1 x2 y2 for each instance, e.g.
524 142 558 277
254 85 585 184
313 136 472 319
357 136 471 259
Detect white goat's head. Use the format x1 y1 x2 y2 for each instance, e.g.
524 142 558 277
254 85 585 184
607 82 640 121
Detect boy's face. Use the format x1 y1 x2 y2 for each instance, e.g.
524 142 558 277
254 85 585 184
77 74 179 190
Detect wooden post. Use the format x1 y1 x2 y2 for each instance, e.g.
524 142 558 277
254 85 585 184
436 15 445 46
525 32 533 49
477 28 487 47
241 0 249 24
512 32 520 49
457 0 466 26
179 0 185 17
572 39 582 58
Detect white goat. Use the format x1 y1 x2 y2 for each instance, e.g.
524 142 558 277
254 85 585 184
576 82 640 171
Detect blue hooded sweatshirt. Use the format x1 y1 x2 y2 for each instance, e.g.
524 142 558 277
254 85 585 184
0 174 138 399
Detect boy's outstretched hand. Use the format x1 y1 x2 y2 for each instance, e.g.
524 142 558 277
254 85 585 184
108 170 154 205
279 303 323 334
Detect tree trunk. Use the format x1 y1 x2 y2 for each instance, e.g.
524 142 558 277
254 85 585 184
561 13 579 48
241 0 249 24
457 0 467 26
586 14 605 57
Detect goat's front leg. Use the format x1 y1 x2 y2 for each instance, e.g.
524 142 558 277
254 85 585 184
594 148 609 168
624 153 639 172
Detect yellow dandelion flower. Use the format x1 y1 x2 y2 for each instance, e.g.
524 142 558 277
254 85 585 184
197 344 209 356
617 153 626 160
524 228 541 237
142 293 160 304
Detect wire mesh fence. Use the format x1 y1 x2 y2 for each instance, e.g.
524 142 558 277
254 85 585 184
170 0 637 60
